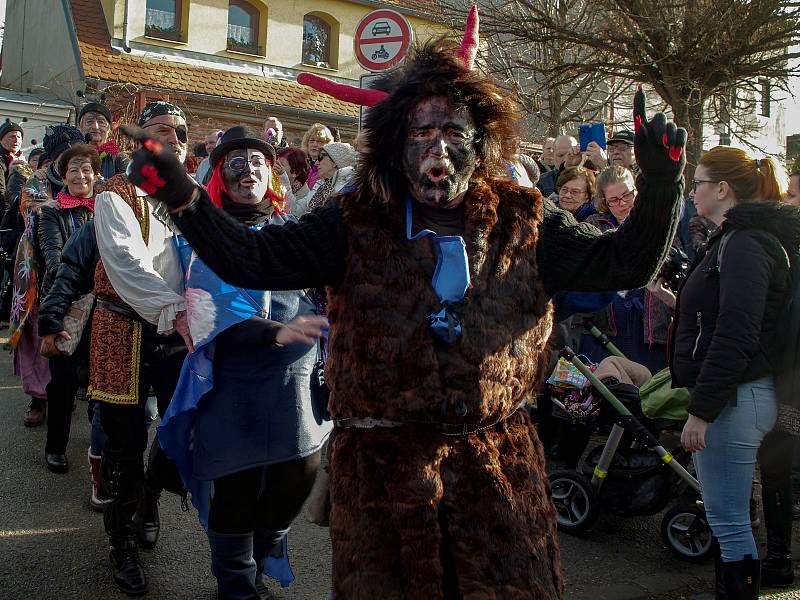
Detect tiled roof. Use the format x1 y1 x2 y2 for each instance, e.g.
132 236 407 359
69 0 359 118
369 0 439 18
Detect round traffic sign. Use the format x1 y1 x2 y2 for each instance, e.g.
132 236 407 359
354 9 414 72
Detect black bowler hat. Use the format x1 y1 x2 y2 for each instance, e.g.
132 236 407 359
209 126 276 169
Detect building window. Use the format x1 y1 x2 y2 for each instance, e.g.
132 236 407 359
145 0 182 41
227 0 260 54
760 78 771 118
303 14 332 68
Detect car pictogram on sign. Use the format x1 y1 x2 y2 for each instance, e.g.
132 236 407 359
371 21 392 36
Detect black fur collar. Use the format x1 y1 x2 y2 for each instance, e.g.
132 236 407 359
723 201 800 251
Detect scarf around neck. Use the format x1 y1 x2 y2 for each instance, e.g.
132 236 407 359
57 190 95 212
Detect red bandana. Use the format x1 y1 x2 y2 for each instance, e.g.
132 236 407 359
56 190 95 212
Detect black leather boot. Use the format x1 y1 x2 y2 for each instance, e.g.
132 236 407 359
721 555 760 599
761 461 795 587
761 528 794 586
109 535 148 596
134 484 160 550
712 537 727 600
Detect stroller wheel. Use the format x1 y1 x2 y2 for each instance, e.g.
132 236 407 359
548 470 599 534
660 504 713 563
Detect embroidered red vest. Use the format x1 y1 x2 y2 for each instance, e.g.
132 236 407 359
88 175 150 404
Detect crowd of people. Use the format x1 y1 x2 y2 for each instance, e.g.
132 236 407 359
1 19 799 600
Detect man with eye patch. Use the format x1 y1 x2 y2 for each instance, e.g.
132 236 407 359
87 100 193 596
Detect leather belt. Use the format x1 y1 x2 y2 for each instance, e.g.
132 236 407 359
96 299 147 324
334 403 526 437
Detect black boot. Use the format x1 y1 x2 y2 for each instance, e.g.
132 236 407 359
208 529 260 600
712 537 727 600
134 484 160 549
720 555 760 600
761 456 795 587
761 528 794 586
109 536 148 596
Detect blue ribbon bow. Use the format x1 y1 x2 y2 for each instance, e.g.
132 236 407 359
406 198 470 345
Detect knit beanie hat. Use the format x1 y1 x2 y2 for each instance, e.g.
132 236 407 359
43 124 85 162
0 119 23 140
323 142 357 169
78 102 113 125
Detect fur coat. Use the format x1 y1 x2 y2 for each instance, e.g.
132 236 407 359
326 178 563 599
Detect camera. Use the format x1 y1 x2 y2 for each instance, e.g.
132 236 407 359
658 245 690 292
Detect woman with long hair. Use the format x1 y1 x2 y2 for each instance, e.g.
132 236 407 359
672 146 800 597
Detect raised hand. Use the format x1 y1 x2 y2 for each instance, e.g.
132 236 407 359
119 125 198 210
633 86 687 183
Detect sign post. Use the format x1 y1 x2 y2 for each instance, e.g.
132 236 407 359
354 9 414 73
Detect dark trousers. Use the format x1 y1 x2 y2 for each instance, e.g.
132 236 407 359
208 453 320 559
44 336 89 454
759 430 796 537
100 327 186 539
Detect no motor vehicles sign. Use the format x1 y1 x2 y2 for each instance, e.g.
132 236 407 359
354 9 414 72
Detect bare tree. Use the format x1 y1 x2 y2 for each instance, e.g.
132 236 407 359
438 0 800 171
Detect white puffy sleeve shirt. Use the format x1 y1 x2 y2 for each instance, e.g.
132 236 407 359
94 188 185 334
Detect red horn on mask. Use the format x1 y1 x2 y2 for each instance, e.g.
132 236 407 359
296 72 389 107
456 5 479 70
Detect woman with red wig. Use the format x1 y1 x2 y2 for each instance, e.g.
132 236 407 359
158 126 332 599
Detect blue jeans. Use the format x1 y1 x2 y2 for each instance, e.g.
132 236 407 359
693 376 777 562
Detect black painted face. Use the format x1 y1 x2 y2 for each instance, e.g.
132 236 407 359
403 97 478 208
222 149 270 205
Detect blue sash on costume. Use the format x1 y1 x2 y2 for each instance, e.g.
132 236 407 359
158 226 295 588
406 198 470 344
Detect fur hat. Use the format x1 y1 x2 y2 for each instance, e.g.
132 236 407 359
323 142 357 169
43 124 85 162
357 40 519 207
0 119 23 140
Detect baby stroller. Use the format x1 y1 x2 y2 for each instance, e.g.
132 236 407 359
547 344 713 563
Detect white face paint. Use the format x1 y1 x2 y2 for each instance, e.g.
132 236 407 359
222 149 271 205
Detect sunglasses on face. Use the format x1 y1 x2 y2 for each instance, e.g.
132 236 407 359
318 152 331 160
226 155 267 172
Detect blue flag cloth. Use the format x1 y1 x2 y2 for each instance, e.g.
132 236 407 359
406 198 470 345
158 229 293 587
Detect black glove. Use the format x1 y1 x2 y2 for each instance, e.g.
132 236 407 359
633 86 687 184
120 125 197 209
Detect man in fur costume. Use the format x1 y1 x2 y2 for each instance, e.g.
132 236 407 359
123 26 686 599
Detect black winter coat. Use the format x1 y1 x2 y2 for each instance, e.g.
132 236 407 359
38 221 98 336
670 201 800 422
37 204 92 296
0 165 31 255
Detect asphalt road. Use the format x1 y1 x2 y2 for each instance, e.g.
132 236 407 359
0 343 798 600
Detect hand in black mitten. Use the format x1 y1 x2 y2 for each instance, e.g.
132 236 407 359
119 125 197 209
633 86 687 183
